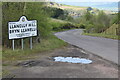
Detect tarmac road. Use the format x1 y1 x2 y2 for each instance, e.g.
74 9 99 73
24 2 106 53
55 29 118 64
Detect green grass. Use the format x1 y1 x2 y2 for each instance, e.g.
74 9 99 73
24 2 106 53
49 18 77 32
2 35 67 62
50 18 69 24
83 33 119 40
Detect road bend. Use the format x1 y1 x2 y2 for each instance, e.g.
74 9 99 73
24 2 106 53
55 29 118 64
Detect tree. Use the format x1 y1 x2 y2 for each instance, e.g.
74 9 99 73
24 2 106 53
95 11 110 32
2 2 25 47
84 11 93 21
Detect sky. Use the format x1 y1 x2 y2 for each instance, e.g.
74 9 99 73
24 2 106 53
51 0 119 2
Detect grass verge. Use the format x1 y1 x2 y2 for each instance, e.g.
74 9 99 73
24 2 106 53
83 33 119 40
2 35 67 63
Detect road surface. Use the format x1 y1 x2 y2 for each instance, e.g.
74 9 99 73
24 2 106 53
55 29 118 64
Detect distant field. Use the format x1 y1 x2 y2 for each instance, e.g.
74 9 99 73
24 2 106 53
60 5 87 10
47 2 87 11
62 4 87 8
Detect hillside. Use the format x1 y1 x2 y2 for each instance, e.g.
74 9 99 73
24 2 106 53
103 24 118 35
46 2 116 18
46 2 99 17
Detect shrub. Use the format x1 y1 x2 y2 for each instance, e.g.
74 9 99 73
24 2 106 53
61 23 75 29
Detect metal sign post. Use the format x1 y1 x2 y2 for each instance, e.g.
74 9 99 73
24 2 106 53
8 16 37 50
21 38 24 50
12 39 14 51
30 37 32 49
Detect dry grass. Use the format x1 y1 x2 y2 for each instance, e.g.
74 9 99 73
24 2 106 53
103 24 118 35
60 5 87 11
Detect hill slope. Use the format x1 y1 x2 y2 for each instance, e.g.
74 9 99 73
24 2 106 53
46 2 116 18
46 2 100 18
103 24 118 35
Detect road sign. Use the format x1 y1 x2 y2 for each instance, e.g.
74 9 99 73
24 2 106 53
8 16 37 39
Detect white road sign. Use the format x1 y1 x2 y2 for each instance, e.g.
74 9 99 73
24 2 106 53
8 16 37 39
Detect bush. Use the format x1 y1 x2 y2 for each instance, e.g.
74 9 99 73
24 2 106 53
52 27 61 31
86 24 95 33
77 24 86 29
61 23 76 29
43 7 69 20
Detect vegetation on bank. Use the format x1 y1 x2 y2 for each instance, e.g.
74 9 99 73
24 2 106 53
3 35 67 62
50 19 77 32
75 11 118 32
103 24 118 35
83 23 119 40
81 13 120 40
75 10 119 38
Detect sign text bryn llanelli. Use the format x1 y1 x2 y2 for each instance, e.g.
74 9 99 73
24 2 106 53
8 16 37 39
